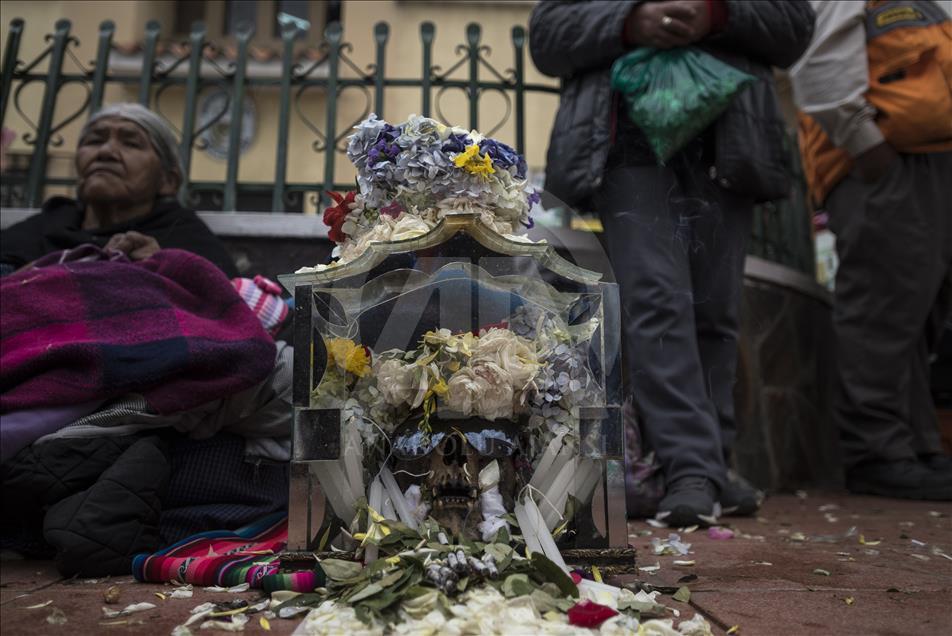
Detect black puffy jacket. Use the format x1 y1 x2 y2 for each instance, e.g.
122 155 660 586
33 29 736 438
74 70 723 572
529 0 816 205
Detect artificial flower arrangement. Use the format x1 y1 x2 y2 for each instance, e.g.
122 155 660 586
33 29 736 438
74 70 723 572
313 114 541 267
313 304 593 445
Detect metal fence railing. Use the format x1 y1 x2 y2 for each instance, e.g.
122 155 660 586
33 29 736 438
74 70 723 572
0 17 814 275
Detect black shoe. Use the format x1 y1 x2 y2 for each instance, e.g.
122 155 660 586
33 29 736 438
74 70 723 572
920 454 952 472
656 476 720 527
846 459 952 500
721 470 765 516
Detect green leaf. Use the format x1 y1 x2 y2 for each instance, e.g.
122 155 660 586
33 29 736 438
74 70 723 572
348 582 384 603
273 593 323 613
484 543 514 572
456 576 469 593
502 573 534 598
530 552 579 599
529 589 560 613
354 604 376 626
673 586 691 603
320 558 364 581
493 526 511 545
376 569 406 589
459 535 478 552
357 590 401 611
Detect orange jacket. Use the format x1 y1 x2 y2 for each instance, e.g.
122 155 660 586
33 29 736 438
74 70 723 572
796 1 952 207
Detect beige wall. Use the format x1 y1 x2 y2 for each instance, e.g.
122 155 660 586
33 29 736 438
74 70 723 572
1 0 557 208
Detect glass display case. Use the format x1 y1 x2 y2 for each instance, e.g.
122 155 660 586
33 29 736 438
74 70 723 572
279 212 626 555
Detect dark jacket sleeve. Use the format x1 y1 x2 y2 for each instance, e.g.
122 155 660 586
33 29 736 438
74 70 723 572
0 213 46 270
529 0 641 78
706 0 816 69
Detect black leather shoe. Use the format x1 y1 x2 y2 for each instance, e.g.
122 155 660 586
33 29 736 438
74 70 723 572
920 453 952 472
656 476 720 527
846 459 952 500
720 470 765 516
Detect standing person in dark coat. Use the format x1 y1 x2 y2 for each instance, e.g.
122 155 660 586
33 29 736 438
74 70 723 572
530 0 815 526
0 103 237 277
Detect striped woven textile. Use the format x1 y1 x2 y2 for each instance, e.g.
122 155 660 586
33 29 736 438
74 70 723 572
132 514 323 592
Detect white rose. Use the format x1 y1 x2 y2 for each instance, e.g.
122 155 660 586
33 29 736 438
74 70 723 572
445 366 486 417
375 358 415 407
471 361 514 420
473 328 538 390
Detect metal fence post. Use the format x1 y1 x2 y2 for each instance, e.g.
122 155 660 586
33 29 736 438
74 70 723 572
89 20 115 114
465 23 480 131
272 24 299 213
511 26 525 156
138 20 160 107
322 21 342 200
373 22 388 118
420 22 434 118
179 21 206 203
223 20 253 212
1 18 25 128
25 18 70 208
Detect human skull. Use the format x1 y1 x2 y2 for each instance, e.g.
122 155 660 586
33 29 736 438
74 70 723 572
390 418 528 537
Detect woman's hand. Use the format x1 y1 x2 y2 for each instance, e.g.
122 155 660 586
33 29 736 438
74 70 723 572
625 1 711 49
105 231 161 261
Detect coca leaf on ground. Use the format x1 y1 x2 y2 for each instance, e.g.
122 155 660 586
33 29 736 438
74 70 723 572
502 573 534 598
273 593 323 615
347 582 384 603
530 552 579 598
673 586 691 603
320 559 365 581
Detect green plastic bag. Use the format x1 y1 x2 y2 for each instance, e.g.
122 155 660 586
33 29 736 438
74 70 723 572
610 47 755 163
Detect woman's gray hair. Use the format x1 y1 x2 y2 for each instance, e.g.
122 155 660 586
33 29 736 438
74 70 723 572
80 103 183 184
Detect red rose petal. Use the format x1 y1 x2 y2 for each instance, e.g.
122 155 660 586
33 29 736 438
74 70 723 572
567 600 618 628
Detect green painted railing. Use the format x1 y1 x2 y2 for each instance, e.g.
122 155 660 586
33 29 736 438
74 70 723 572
0 17 814 275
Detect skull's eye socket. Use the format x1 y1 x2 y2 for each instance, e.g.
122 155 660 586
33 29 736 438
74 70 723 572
391 427 445 460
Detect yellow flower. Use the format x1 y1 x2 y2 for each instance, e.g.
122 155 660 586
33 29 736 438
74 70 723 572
453 144 495 177
325 338 372 377
430 377 449 396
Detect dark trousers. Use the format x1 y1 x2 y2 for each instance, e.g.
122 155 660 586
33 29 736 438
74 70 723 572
826 151 952 468
595 160 753 490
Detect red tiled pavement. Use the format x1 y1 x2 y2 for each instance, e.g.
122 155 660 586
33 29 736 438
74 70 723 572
1 494 950 635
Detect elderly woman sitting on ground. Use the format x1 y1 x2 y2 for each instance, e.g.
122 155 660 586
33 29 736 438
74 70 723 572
0 103 237 277
0 104 290 578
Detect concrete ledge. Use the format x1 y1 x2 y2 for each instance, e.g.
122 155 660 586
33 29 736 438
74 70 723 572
1 208 329 239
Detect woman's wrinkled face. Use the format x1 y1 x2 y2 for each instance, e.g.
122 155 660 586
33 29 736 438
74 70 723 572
75 117 178 206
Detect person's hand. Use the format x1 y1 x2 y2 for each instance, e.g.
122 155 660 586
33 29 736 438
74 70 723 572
852 142 899 183
105 231 161 261
624 0 710 49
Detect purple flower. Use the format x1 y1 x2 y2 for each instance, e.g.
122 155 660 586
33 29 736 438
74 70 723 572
379 123 401 143
480 139 527 179
441 133 470 154
368 138 400 165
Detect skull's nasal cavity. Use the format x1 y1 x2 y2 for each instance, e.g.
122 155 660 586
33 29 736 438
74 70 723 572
441 435 467 467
